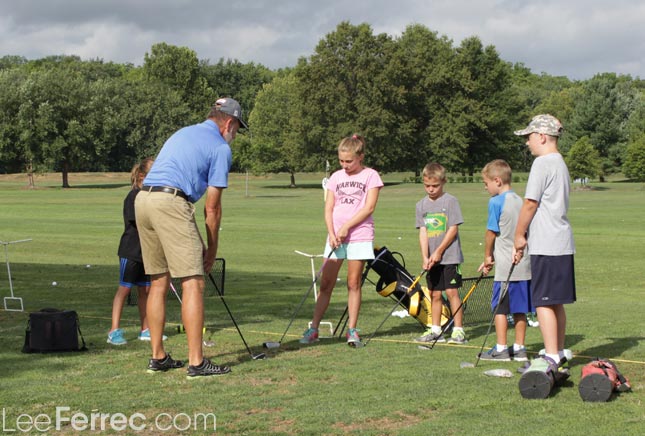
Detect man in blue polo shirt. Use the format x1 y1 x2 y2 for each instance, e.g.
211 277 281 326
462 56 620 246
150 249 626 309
135 97 246 379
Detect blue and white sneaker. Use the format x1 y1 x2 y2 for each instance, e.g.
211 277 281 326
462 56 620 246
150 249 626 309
299 327 319 344
138 329 168 341
107 328 127 345
346 328 364 348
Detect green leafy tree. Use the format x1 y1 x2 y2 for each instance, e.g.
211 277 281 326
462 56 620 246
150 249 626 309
15 64 94 187
247 73 303 185
448 37 519 174
294 22 401 173
200 58 275 116
387 24 455 174
0 67 28 173
143 43 214 121
565 136 602 184
563 73 639 178
623 136 645 181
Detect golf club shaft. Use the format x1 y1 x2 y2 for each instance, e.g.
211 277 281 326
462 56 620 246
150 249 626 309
208 272 260 359
429 273 485 349
275 248 336 344
363 269 428 346
334 252 381 338
169 281 182 304
474 263 516 367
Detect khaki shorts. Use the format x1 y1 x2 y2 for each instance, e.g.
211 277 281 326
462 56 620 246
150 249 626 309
135 190 204 278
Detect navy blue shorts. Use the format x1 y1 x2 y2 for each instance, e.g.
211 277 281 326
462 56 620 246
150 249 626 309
530 255 576 306
426 264 462 291
119 257 150 288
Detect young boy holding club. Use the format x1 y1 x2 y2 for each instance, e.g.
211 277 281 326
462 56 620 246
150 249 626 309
513 114 576 395
477 159 532 361
414 163 467 345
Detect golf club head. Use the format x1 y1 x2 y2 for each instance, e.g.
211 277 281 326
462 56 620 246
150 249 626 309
263 341 281 349
252 353 267 360
203 340 215 347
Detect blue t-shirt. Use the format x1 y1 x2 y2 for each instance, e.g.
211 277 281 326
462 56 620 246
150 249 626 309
143 120 232 203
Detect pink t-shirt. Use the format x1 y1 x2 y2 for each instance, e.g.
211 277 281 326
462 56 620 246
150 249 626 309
326 167 383 243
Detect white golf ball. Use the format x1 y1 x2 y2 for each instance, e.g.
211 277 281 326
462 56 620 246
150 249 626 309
86 264 91 268
52 281 58 286
479 243 483 246
397 236 402 240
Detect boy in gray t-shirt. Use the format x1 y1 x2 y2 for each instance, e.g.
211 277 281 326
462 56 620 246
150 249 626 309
414 163 466 345
513 114 576 388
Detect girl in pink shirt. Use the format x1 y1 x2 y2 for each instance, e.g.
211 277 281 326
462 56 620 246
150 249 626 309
300 134 383 347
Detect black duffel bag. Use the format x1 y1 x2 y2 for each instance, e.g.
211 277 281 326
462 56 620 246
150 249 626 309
22 308 87 353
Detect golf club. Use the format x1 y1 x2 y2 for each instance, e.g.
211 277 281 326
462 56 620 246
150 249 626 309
170 281 183 304
208 272 266 360
362 269 428 347
423 272 485 350
263 248 335 349
171 280 213 344
474 263 516 367
334 247 389 338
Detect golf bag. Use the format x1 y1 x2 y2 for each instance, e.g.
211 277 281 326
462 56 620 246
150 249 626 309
578 358 631 402
367 246 450 328
22 308 87 353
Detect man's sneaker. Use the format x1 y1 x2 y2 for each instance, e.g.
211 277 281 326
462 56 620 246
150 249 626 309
346 328 363 348
512 347 529 362
147 354 185 373
478 346 511 361
186 358 231 379
299 327 319 344
447 330 467 344
138 329 168 341
107 328 127 345
414 328 445 343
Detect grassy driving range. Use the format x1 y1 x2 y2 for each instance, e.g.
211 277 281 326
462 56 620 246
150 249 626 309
0 171 644 435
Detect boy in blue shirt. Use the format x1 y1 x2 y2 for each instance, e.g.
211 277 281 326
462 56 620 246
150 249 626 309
478 160 533 361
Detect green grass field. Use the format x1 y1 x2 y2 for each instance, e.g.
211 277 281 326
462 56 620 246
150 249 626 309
1 171 644 435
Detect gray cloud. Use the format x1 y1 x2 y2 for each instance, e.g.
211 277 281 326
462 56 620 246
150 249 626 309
0 0 642 79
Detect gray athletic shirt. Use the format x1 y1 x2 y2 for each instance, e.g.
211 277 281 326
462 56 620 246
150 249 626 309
415 193 464 264
525 153 576 255
487 191 531 281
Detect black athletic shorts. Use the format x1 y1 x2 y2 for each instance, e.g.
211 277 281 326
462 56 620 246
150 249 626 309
426 264 462 291
530 254 576 306
119 257 150 288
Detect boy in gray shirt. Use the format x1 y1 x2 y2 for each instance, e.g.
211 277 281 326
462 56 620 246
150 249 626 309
513 114 576 396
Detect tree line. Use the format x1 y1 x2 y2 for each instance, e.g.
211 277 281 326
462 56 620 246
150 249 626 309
1 22 645 187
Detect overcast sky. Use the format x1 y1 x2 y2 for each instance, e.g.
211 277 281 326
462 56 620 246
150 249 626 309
1 0 643 80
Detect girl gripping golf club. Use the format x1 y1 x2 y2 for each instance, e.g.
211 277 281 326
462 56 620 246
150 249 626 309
300 134 383 347
108 158 167 345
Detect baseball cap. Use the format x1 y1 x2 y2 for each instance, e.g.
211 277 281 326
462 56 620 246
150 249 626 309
514 114 563 137
213 97 248 129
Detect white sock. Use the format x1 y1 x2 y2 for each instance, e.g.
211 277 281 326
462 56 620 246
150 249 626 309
545 353 560 364
558 350 566 361
431 325 441 334
513 343 525 351
496 344 507 352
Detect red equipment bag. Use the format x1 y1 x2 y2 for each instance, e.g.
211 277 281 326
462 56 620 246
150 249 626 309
578 358 631 402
